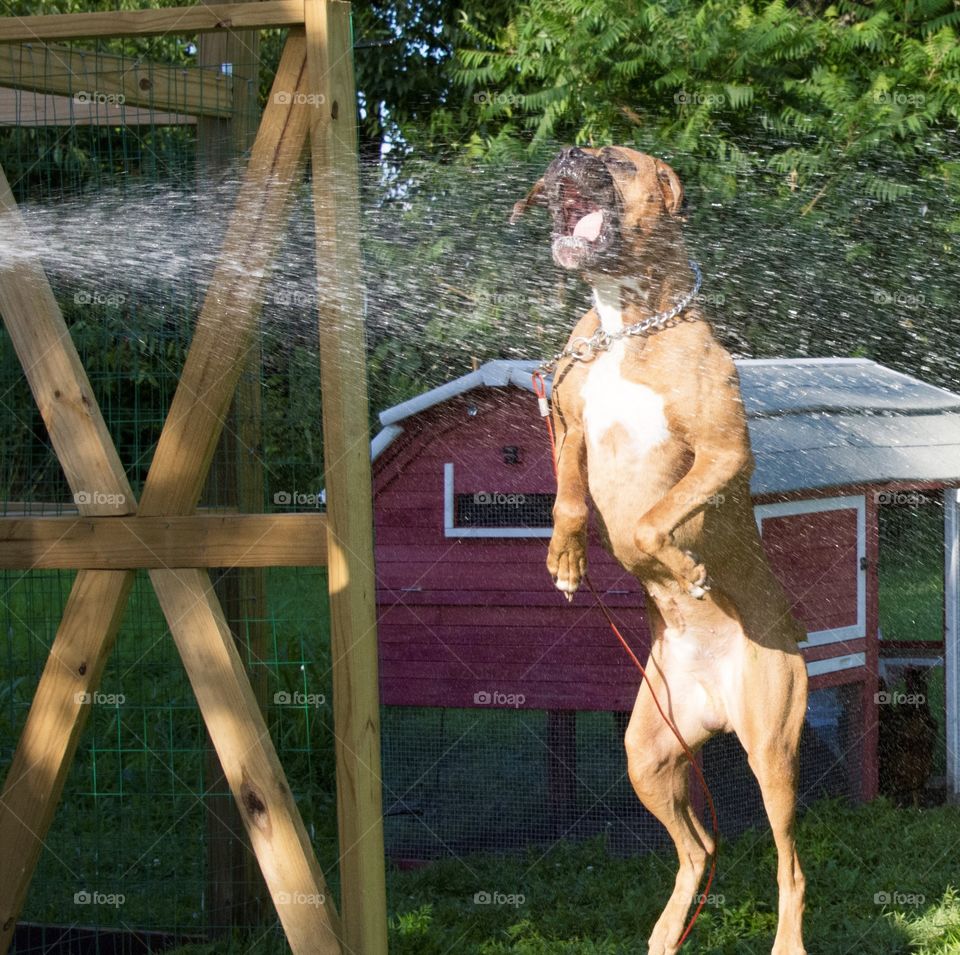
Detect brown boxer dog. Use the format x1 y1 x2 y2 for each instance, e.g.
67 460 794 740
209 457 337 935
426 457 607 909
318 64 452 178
513 146 809 955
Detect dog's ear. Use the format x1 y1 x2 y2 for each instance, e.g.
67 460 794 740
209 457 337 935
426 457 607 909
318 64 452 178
655 160 684 219
509 178 547 224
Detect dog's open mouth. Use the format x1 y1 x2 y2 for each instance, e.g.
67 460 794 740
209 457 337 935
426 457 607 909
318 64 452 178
561 181 605 241
549 173 618 271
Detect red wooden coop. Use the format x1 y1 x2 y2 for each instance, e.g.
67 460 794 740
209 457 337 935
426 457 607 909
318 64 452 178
371 358 960 860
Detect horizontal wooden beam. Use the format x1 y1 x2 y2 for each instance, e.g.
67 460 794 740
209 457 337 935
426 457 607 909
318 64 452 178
0 43 233 118
0 513 328 569
0 85 197 126
0 2 305 43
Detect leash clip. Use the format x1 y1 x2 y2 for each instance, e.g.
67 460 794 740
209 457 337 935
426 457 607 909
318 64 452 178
531 370 550 417
570 336 596 362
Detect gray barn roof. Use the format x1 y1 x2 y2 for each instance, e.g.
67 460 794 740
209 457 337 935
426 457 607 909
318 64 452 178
373 358 960 496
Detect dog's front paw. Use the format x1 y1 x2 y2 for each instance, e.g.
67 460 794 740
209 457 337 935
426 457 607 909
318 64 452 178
547 533 587 602
636 523 711 598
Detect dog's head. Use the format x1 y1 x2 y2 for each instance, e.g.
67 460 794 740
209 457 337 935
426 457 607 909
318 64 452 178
511 146 685 277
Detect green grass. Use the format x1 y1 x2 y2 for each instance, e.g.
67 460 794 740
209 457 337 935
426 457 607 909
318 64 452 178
381 799 960 955
159 799 960 955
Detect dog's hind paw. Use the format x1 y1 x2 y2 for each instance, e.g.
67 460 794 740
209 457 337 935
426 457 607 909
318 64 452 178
681 550 711 598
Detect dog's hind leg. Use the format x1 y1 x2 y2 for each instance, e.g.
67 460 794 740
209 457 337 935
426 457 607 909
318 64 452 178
625 665 715 955
736 649 808 955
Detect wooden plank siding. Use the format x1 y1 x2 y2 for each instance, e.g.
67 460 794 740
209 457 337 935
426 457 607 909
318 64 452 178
374 387 870 711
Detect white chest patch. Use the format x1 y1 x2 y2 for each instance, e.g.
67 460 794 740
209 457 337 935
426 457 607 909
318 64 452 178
581 345 670 456
591 277 650 335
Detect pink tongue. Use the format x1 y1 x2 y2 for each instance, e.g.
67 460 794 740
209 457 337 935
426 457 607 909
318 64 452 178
573 210 603 241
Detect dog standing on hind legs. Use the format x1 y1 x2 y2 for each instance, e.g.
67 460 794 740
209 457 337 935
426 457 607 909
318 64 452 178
513 146 809 955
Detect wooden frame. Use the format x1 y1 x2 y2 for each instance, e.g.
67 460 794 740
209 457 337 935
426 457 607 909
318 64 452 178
0 43 234 117
0 4 387 954
0 1 307 42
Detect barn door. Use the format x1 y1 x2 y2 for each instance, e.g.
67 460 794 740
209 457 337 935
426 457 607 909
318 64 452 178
755 495 867 677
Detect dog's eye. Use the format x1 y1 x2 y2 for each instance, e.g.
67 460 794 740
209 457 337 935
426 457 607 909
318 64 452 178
601 149 636 175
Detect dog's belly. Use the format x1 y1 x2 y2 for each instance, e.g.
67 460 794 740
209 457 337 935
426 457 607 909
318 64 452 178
581 346 683 560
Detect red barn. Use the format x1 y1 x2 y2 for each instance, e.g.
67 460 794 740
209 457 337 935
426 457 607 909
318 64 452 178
371 358 960 858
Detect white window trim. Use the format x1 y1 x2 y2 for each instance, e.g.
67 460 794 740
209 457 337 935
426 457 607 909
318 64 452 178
755 495 867 648
444 462 553 538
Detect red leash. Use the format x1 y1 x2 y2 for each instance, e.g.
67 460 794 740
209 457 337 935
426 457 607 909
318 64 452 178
532 370 718 948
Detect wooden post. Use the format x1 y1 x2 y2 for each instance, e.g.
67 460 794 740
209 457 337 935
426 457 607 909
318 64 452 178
305 3 388 952
546 711 577 835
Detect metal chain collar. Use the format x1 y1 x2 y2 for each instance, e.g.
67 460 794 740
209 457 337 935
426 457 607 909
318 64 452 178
537 260 703 377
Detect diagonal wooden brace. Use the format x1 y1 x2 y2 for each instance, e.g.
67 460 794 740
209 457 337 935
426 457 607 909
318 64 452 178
0 29 341 955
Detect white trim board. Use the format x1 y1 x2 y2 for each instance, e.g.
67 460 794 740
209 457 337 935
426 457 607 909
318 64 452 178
755 495 867 648
443 462 552 539
945 487 959 798
807 652 866 678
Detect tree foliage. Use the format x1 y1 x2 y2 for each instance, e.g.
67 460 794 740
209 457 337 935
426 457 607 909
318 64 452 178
360 0 960 400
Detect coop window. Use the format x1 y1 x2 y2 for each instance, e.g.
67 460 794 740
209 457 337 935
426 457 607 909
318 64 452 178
455 492 555 528
444 462 553 538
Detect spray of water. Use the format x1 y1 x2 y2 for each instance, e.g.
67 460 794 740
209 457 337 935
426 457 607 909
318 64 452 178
1 149 958 449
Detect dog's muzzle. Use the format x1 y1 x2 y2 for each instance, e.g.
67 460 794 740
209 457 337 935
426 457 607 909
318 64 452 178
544 148 621 271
